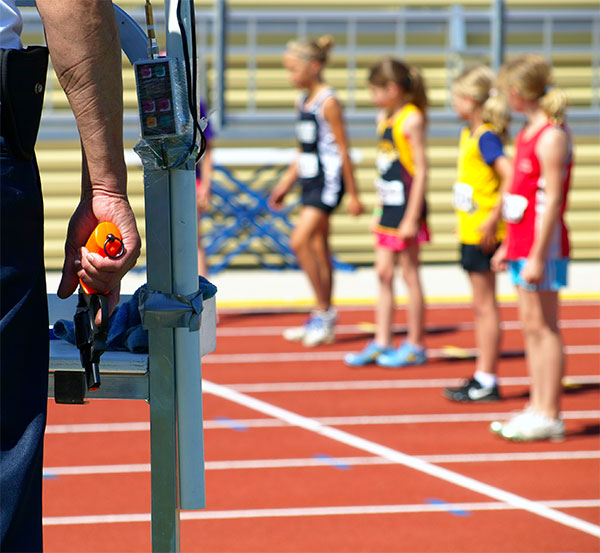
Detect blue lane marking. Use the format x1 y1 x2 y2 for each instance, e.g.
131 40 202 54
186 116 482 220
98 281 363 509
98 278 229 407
214 416 248 432
426 498 470 517
313 454 351 470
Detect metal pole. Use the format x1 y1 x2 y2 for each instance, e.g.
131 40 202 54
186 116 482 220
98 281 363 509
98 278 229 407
164 0 207 511
214 0 227 130
145 170 181 552
347 17 357 113
491 0 505 72
248 16 257 114
111 6 182 550
593 15 600 110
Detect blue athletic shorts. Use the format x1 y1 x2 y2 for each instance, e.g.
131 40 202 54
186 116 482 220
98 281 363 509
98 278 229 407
508 258 569 291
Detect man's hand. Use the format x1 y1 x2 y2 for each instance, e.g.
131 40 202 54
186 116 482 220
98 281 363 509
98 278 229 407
58 193 140 321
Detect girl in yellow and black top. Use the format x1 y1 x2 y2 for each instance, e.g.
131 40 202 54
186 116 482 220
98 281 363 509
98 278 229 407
345 58 429 368
444 65 512 402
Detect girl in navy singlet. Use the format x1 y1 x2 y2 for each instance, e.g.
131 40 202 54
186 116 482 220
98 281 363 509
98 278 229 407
490 54 573 442
269 35 363 347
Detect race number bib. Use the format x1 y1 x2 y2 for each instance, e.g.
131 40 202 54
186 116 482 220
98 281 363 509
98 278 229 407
375 177 405 206
298 152 319 178
452 182 475 213
296 120 317 144
375 151 393 176
502 193 528 223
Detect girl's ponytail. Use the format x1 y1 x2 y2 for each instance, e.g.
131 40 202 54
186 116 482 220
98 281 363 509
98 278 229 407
368 58 428 120
482 91 511 142
454 65 511 141
540 86 569 125
286 34 335 66
406 65 428 120
500 54 569 125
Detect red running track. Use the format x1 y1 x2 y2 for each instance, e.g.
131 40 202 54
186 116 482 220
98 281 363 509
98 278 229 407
42 301 600 552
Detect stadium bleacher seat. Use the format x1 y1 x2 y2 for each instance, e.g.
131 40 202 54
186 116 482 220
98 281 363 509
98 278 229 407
21 2 600 270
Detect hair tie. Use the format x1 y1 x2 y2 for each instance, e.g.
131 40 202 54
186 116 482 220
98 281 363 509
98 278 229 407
488 87 498 98
543 84 553 95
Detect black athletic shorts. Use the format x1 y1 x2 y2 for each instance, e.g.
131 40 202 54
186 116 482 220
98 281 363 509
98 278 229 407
460 243 500 273
301 182 344 214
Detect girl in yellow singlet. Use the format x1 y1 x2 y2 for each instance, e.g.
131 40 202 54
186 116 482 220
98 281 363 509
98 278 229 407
345 58 429 368
444 66 512 403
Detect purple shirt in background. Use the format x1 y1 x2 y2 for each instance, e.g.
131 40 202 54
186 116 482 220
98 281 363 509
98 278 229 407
196 100 213 181
199 100 213 142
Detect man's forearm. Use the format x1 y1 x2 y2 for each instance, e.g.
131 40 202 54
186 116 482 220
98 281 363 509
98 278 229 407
36 0 126 194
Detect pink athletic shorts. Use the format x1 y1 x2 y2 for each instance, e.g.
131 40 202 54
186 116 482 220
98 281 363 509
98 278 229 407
374 223 431 252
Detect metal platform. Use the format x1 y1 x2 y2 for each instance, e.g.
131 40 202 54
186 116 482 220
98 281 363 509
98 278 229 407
48 293 216 401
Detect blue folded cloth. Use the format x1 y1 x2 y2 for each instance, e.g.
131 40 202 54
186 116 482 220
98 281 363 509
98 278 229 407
53 276 217 353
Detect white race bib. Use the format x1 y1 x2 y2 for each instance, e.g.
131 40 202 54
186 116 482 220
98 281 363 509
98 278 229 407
296 120 317 144
298 152 319 178
375 177 405 206
452 182 475 213
502 193 528 223
375 152 393 176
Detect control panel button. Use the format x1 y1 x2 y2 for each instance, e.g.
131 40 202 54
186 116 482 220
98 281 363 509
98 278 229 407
142 100 156 113
157 98 171 112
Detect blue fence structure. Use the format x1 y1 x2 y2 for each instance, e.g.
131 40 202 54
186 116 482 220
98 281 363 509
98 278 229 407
204 165 355 273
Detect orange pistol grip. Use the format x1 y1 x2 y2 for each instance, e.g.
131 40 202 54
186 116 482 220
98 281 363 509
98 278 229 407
80 222 124 295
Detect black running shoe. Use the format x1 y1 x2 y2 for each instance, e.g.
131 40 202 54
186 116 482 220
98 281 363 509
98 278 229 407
444 378 500 402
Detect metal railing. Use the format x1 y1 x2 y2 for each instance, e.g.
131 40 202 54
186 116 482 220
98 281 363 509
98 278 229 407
21 2 600 140
209 2 599 137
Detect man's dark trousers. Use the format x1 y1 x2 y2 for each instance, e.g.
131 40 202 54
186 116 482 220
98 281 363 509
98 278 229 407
0 133 49 552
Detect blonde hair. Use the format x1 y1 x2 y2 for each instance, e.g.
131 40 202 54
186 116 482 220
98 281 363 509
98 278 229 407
368 57 428 118
454 65 511 141
285 35 335 66
499 54 568 125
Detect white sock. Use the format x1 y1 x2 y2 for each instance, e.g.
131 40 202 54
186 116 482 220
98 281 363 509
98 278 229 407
474 370 497 389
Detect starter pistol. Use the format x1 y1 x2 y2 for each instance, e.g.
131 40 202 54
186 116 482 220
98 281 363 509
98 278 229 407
74 222 124 391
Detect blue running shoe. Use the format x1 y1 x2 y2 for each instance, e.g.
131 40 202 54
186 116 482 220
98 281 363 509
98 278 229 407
376 340 426 368
344 341 393 366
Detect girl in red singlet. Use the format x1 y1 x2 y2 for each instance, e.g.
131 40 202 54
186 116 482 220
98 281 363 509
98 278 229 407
490 54 573 442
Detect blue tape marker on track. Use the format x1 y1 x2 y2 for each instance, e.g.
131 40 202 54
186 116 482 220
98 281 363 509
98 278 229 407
43 473 58 480
214 416 248 432
426 498 470 517
314 454 351 470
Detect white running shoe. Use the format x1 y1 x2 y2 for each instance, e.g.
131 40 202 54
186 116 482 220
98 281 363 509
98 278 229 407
492 410 565 442
490 409 533 435
283 315 314 342
302 308 337 347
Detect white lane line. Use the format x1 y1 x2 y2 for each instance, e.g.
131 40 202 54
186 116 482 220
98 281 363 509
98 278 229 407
209 411 600 429
43 450 600 477
203 379 600 538
42 499 600 526
216 319 600 337
45 409 600 434
45 422 150 434
202 344 600 364
227 374 600 393
45 463 151 476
